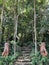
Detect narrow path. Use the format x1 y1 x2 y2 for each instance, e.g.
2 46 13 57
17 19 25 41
15 46 32 65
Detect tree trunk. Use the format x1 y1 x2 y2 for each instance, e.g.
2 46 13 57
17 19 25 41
14 10 18 55
34 0 37 55
32 20 34 44
13 0 19 55
0 0 4 43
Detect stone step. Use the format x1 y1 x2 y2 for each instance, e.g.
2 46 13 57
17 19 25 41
22 51 31 54
17 59 31 62
21 49 32 51
18 56 31 58
22 54 30 56
15 62 32 65
21 47 32 51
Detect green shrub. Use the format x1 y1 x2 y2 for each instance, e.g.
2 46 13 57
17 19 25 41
0 52 19 65
31 52 41 65
31 51 49 65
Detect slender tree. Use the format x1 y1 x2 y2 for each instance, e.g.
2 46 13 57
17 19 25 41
14 0 19 55
0 0 4 42
34 0 37 55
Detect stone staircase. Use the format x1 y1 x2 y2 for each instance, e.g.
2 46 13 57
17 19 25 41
15 46 32 65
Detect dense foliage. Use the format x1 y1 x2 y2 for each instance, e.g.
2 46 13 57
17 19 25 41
0 0 49 65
